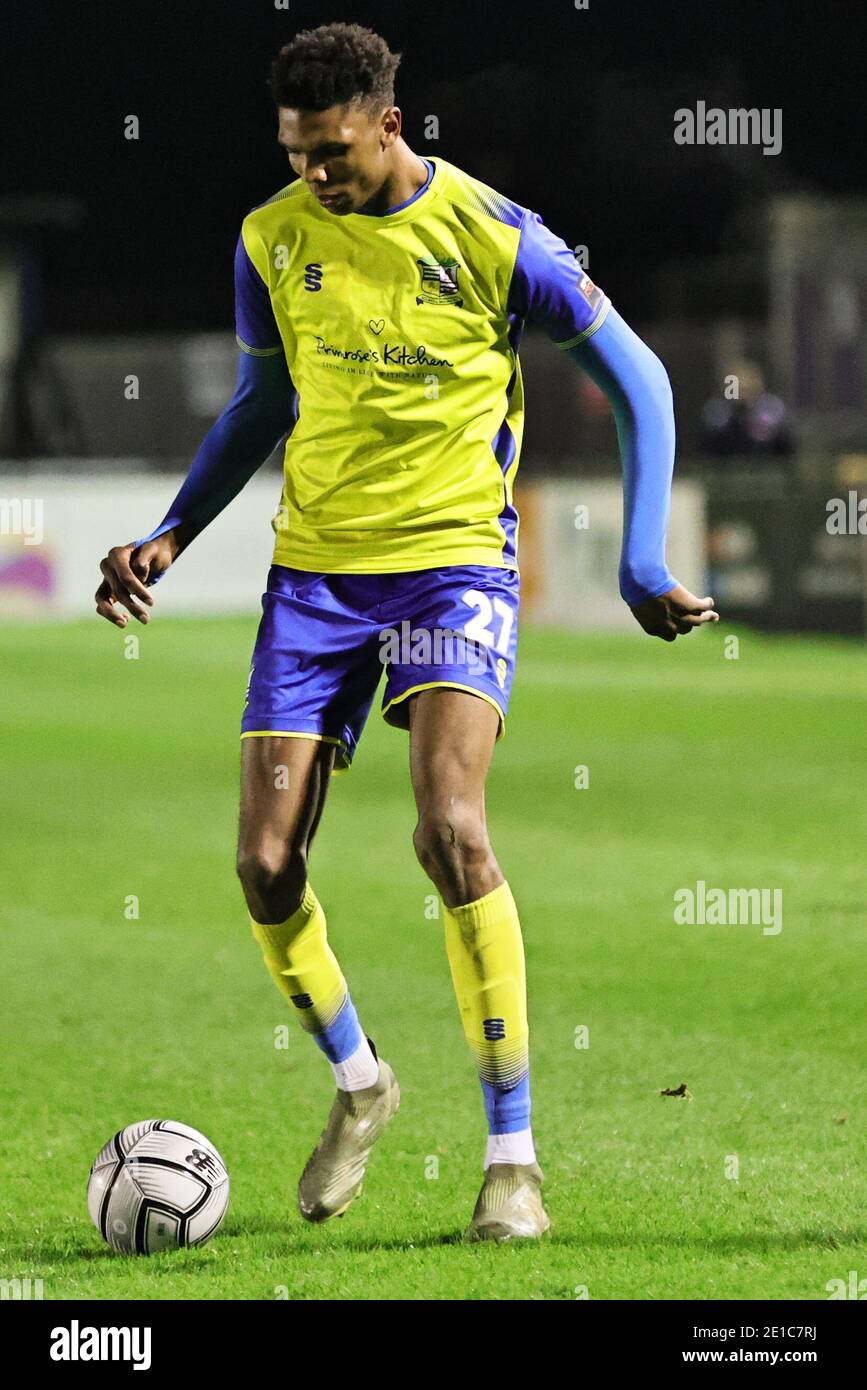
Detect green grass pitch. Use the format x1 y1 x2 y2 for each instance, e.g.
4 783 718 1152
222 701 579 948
1 616 865 1300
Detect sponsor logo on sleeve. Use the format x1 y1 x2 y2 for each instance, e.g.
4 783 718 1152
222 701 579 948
576 272 604 311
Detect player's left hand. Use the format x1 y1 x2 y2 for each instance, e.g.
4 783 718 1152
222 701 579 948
630 583 719 641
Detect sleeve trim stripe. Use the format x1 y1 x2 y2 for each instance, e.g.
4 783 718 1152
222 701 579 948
555 298 612 350
236 335 283 357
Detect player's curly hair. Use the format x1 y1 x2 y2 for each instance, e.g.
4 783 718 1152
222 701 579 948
268 23 401 112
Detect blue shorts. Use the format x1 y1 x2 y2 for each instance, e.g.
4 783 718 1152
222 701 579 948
241 564 520 769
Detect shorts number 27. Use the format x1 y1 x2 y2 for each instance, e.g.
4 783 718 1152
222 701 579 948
461 589 515 656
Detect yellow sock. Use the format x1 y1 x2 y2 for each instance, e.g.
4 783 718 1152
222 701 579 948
443 882 531 1134
250 884 378 1089
249 882 347 1035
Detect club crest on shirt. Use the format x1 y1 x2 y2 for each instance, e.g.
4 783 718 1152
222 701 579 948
416 256 464 307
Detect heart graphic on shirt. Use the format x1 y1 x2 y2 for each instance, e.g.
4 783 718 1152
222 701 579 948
368 318 385 335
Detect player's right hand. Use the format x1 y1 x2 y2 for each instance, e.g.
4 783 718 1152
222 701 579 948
95 533 179 627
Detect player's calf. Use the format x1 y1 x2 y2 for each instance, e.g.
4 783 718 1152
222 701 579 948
236 840 307 924
412 805 501 906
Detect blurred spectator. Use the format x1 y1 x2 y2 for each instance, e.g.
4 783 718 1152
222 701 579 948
699 359 795 461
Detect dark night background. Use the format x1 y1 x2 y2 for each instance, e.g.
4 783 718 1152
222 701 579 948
2 0 866 333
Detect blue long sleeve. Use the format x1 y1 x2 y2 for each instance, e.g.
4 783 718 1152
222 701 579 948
134 349 296 557
568 309 676 606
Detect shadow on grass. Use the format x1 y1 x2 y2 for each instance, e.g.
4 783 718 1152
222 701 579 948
335 1227 867 1255
214 1216 867 1256
12 1222 866 1266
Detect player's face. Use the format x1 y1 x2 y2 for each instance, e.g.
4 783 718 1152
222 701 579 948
277 103 399 215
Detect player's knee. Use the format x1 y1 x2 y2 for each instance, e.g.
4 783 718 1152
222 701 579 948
236 840 307 918
413 809 492 882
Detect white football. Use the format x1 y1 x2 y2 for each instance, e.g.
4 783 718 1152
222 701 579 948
87 1119 229 1255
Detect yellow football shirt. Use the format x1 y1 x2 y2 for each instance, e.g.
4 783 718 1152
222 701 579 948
235 156 610 573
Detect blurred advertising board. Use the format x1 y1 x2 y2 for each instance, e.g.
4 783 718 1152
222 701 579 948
515 478 706 630
704 477 867 636
8 470 859 636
